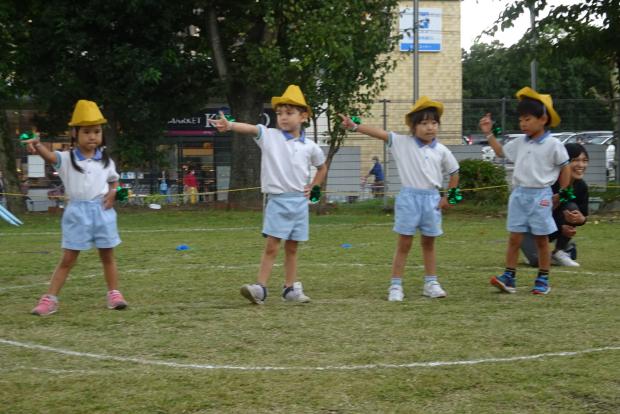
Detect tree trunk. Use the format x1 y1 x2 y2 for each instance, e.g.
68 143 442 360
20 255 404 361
227 87 264 209
611 60 620 183
316 137 341 214
105 108 118 155
0 110 26 213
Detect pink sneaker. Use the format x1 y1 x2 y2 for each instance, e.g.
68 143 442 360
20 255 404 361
107 290 127 310
31 294 58 316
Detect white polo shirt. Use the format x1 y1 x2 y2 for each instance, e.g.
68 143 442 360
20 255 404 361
254 125 326 194
503 132 569 187
388 133 459 189
54 149 120 201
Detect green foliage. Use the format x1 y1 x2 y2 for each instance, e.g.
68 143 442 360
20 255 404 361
458 159 508 205
9 0 212 168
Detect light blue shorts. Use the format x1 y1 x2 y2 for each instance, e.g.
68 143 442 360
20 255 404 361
62 198 121 250
393 187 442 237
507 186 557 235
262 193 309 241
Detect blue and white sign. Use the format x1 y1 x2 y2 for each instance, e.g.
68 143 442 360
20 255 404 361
399 8 442 52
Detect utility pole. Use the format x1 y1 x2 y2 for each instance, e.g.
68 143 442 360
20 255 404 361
528 2 537 89
413 0 420 102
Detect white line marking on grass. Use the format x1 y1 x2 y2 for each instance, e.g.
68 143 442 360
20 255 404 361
0 366 105 375
1 338 618 372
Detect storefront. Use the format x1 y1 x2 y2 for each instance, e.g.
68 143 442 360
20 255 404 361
161 107 276 201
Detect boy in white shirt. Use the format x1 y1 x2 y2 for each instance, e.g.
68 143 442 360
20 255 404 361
340 96 460 301
213 85 327 304
480 87 571 295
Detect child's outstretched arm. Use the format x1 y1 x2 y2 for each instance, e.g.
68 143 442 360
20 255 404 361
339 114 388 142
212 111 260 136
479 113 504 158
24 135 58 165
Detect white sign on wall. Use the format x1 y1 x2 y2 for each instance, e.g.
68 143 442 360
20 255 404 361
27 155 45 178
399 7 442 52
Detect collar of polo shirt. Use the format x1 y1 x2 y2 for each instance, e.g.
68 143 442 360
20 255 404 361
282 129 305 143
414 136 437 148
74 148 103 161
526 130 550 144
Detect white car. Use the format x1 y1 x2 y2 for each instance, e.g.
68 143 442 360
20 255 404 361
481 134 524 163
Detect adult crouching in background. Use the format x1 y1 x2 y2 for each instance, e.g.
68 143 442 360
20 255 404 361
521 143 589 267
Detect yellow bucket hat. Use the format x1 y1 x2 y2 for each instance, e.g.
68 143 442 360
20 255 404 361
68 100 107 126
515 87 560 128
271 85 312 116
405 96 444 127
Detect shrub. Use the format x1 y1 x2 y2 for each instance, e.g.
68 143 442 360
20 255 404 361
458 159 508 205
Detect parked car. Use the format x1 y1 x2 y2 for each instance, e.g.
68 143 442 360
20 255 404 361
481 134 523 163
550 132 576 143
463 133 489 146
564 131 612 145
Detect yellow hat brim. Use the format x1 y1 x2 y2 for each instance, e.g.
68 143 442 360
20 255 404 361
515 87 561 128
405 96 444 127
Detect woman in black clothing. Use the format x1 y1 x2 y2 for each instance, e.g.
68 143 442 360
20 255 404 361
521 144 589 267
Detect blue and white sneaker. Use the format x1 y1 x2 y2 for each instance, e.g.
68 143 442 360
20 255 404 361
240 284 267 304
282 282 311 303
531 277 551 295
490 273 516 293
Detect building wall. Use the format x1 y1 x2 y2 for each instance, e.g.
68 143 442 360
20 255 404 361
347 0 462 177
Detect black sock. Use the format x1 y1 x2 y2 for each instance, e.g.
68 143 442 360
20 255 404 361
504 267 516 278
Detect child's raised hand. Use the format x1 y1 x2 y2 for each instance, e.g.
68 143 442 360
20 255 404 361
338 114 356 131
21 135 41 154
212 111 232 133
479 113 493 134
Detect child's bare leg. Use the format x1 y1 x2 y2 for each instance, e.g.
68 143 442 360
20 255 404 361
506 232 524 269
257 236 281 286
534 235 550 270
283 240 298 287
391 234 413 277
47 249 80 296
420 235 436 275
98 248 119 291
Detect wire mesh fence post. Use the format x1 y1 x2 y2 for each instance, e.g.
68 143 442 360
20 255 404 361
382 99 390 209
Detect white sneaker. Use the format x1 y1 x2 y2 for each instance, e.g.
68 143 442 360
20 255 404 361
282 281 311 303
423 281 447 298
551 250 580 267
388 285 404 301
240 284 266 304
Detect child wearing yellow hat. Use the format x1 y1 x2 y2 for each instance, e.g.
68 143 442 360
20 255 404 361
213 85 327 304
23 100 127 315
479 87 571 295
340 96 460 302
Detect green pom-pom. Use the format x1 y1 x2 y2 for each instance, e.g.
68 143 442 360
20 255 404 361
19 131 35 145
447 187 463 205
559 187 576 204
309 185 321 203
115 187 129 202
350 116 361 125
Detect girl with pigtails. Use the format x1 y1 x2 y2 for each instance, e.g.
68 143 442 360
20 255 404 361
24 100 127 315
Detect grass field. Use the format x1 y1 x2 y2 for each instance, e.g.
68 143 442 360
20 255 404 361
1 203 619 413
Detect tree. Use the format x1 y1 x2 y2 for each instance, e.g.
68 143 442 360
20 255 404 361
0 2 26 213
489 0 620 180
200 0 400 208
462 36 613 133
10 0 213 170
